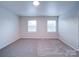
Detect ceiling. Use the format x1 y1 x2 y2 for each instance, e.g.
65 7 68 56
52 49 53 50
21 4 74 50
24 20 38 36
0 1 78 16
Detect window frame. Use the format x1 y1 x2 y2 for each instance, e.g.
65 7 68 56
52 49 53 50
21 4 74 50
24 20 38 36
27 20 37 32
47 20 57 32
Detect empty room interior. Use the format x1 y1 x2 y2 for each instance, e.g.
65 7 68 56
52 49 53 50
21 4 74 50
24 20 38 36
0 1 79 57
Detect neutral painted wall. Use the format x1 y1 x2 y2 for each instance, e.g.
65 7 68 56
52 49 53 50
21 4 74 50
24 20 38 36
0 6 19 49
19 16 58 38
58 3 79 51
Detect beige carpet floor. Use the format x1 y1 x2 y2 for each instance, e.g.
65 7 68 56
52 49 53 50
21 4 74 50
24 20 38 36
0 38 78 57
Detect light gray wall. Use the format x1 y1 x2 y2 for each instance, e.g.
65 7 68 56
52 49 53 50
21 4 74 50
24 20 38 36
0 6 19 49
19 16 58 38
58 3 79 51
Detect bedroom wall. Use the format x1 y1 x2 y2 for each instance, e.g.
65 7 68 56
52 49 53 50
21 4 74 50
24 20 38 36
58 3 79 51
19 16 58 39
0 6 19 49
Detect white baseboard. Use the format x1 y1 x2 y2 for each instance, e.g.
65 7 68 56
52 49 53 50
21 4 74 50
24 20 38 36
0 39 17 50
0 36 20 50
59 35 79 52
20 37 58 39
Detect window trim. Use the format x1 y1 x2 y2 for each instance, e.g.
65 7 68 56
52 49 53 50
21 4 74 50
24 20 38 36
28 20 37 32
47 20 57 32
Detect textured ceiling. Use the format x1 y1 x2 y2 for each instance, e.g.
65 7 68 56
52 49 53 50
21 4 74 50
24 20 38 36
0 1 78 16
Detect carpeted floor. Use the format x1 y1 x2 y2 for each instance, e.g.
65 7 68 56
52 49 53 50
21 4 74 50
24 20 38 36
0 38 78 57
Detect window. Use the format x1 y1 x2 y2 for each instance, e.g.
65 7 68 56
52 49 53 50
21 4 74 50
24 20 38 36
28 20 37 32
47 20 56 32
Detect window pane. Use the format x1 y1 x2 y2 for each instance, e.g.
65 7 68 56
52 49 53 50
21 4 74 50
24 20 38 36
28 20 36 26
48 26 56 32
28 26 36 32
47 20 56 32
48 20 56 26
28 20 37 32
